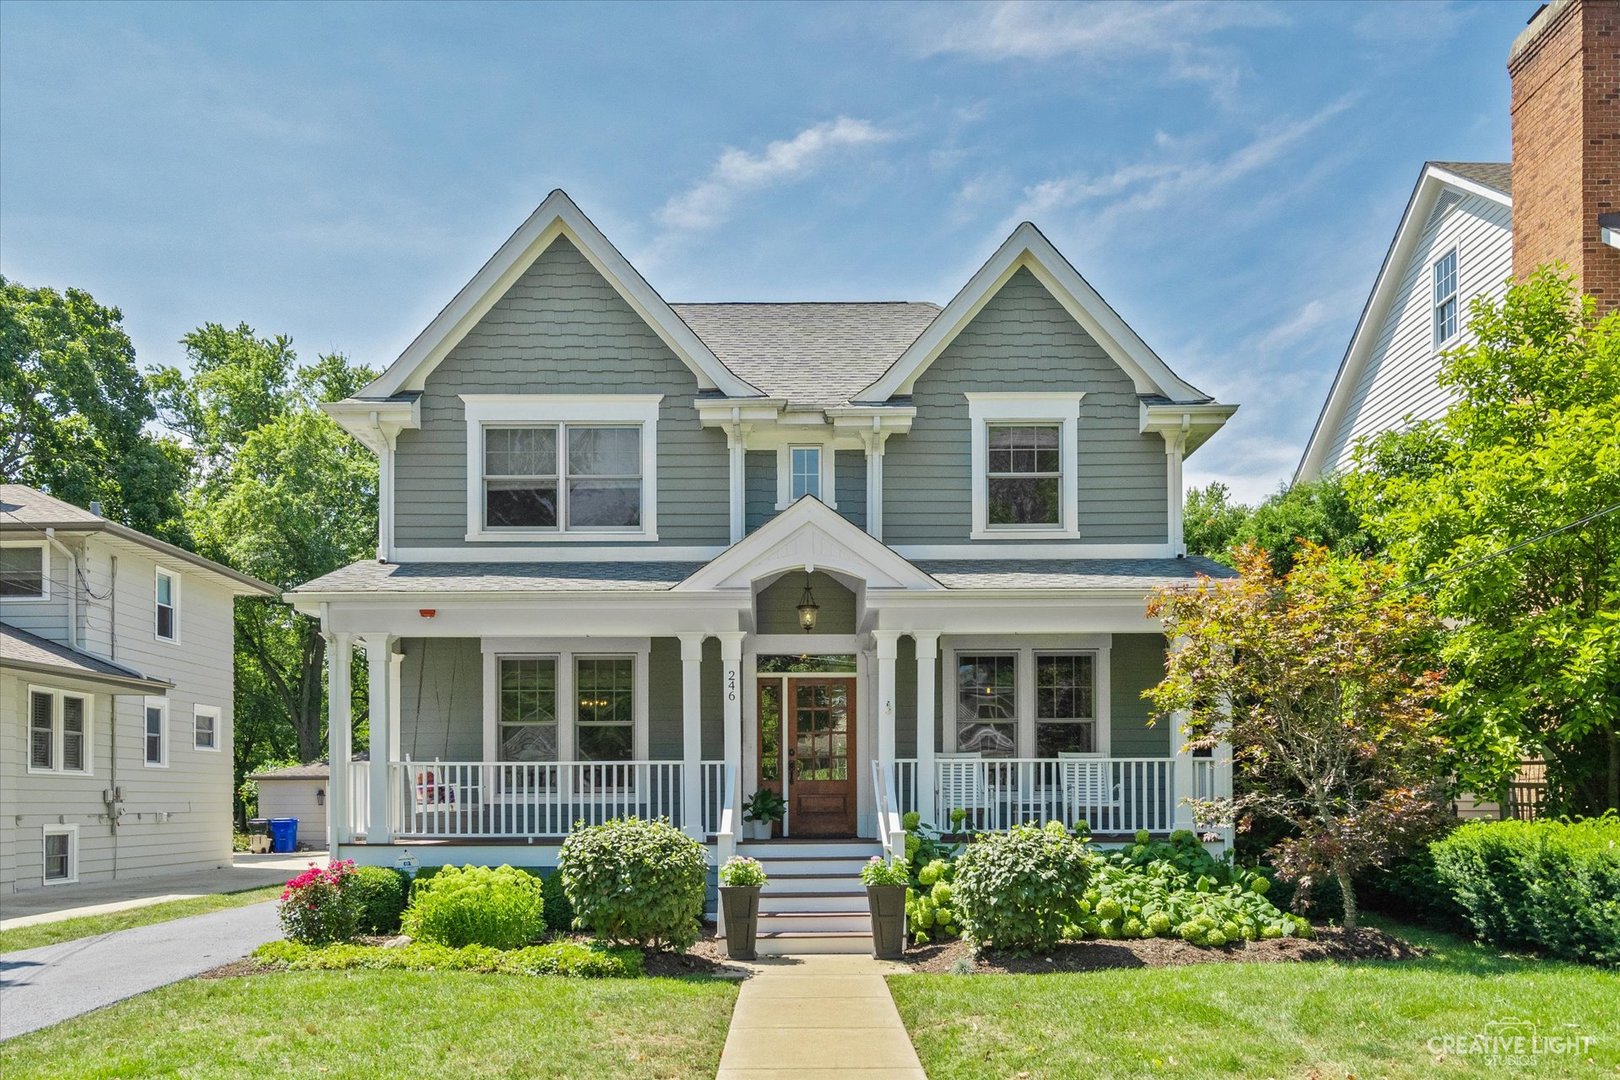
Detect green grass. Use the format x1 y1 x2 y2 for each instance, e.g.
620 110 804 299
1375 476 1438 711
888 917 1620 1079
0 970 739 1079
0 886 283 954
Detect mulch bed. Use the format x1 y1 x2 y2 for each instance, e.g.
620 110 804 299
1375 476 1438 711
901 926 1421 974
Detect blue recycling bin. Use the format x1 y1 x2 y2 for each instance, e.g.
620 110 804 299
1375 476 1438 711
269 817 299 853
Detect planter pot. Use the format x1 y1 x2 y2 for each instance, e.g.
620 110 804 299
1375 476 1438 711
720 886 761 960
866 884 908 959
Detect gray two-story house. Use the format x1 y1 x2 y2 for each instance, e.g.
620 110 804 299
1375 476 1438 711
1 486 277 894
291 191 1236 952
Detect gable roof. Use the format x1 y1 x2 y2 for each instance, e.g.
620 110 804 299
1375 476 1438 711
671 302 940 407
0 621 173 693
1296 162 1512 480
854 222 1213 404
675 496 943 592
358 190 763 400
0 485 279 596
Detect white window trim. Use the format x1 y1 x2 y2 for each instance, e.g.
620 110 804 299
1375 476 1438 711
0 540 50 601
26 685 94 776
194 704 222 752
461 394 661 542
42 824 78 886
143 696 170 768
155 566 180 644
965 393 1084 541
479 638 650 763
943 636 1111 758
775 443 838 510
1432 246 1459 351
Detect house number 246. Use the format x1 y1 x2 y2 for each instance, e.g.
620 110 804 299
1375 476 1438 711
726 669 737 702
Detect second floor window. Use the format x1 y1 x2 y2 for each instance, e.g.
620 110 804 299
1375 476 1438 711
987 425 1062 527
0 544 47 599
155 568 178 642
483 424 642 532
1433 248 1458 348
790 446 821 500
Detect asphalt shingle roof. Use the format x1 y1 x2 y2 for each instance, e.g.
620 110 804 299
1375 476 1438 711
0 622 173 691
0 484 105 524
913 556 1234 590
671 302 941 406
293 560 707 593
1432 161 1512 196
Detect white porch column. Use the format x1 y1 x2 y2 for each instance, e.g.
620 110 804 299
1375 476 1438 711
326 632 354 850
1168 635 1197 834
913 632 939 822
717 631 747 818
365 634 394 844
874 631 900 781
678 633 707 840
726 424 746 544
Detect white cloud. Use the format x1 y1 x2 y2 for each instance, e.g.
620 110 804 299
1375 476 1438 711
1251 298 1333 353
657 117 894 232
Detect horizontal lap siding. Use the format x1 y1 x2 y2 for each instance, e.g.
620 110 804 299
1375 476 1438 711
882 267 1168 546
1321 192 1513 472
393 237 730 548
647 638 682 759
834 450 867 531
256 780 328 847
745 451 776 534
399 638 484 760
1111 634 1170 757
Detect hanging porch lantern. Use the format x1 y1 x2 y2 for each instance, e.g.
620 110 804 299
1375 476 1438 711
796 573 820 633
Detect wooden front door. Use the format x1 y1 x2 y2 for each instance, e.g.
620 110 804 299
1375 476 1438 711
786 677 856 837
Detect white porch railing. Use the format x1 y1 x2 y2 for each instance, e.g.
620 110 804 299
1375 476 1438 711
389 760 687 839
348 761 371 839
1192 758 1217 803
893 759 920 818
700 760 725 838
923 757 1178 835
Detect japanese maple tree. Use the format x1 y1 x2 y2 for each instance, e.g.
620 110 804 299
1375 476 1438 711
1146 543 1451 928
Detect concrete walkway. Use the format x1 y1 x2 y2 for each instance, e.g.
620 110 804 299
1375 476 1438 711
0 851 322 930
0 899 281 1040
717 954 925 1079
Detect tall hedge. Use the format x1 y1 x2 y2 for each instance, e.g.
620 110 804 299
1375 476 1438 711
1430 816 1620 966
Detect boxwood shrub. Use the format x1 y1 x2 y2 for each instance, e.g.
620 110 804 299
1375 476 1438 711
349 866 410 935
402 864 545 949
952 823 1091 951
254 938 642 978
559 817 706 951
1431 815 1620 965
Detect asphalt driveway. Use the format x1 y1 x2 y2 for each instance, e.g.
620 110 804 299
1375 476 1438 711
0 900 281 1040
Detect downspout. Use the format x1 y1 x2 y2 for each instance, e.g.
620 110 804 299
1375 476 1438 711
42 529 81 650
109 554 121 879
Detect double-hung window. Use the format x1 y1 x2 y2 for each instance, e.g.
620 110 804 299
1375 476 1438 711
966 394 1083 539
1035 653 1097 755
43 825 77 885
575 656 634 762
463 395 661 540
790 446 821 501
144 698 168 767
28 688 90 774
1433 248 1459 348
498 657 558 762
155 568 179 642
194 705 221 751
955 654 1017 757
0 543 47 599
490 646 643 769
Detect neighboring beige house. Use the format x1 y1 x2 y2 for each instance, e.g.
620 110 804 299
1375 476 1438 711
0 485 277 893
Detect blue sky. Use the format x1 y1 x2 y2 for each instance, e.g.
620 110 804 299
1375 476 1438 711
1 1 1532 501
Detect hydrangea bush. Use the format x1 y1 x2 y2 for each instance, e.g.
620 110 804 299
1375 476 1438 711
278 860 360 945
559 818 707 951
952 823 1090 951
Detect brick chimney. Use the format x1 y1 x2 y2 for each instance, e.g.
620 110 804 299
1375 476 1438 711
1509 0 1620 310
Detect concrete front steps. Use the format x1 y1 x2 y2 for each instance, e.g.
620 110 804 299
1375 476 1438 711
736 839 882 955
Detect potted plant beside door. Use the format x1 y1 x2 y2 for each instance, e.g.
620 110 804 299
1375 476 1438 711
742 789 786 840
718 856 768 960
861 856 910 959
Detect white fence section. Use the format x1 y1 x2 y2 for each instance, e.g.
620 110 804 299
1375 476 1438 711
923 757 1176 834
390 760 685 839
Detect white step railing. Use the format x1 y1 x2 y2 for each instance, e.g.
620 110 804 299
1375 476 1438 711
390 760 686 839
928 757 1178 834
873 760 906 864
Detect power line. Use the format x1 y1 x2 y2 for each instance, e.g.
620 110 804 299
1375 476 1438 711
1403 502 1620 594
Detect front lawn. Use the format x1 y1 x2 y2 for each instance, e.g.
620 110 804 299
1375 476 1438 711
0 886 283 954
0 970 738 1079
888 918 1620 1079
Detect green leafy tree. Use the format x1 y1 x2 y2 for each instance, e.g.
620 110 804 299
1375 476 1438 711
1146 543 1452 929
1184 474 1375 575
152 325 377 769
0 278 185 535
1349 268 1620 814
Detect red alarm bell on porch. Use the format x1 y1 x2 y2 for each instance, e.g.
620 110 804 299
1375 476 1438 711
418 608 436 618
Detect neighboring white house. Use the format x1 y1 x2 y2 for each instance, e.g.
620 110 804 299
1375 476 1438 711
1296 161 1513 480
1 485 278 893
247 761 333 847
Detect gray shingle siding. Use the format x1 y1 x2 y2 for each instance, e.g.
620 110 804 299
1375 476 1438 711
881 268 1169 546
392 237 730 549
745 450 776 534
834 450 866 531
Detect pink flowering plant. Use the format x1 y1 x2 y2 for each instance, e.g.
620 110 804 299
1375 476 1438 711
278 859 361 945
